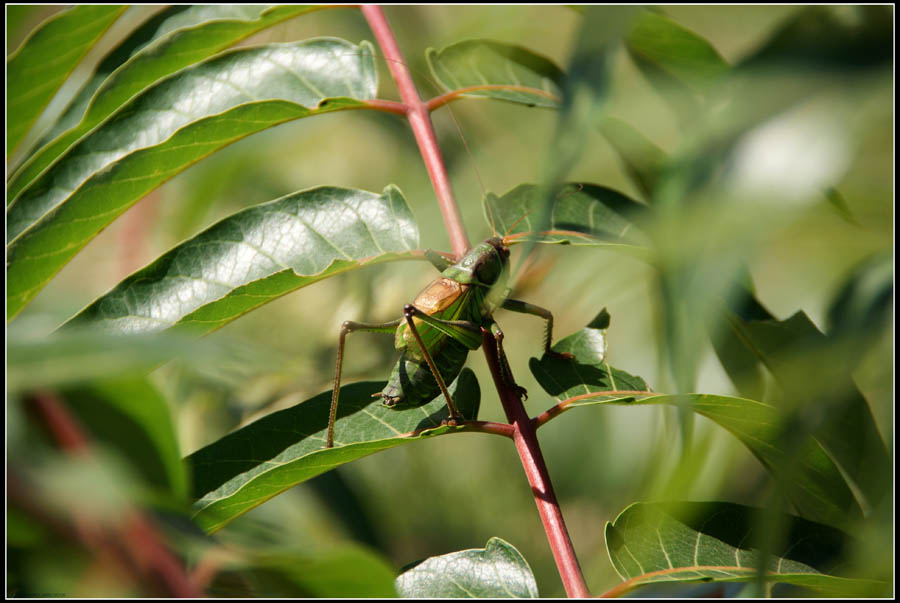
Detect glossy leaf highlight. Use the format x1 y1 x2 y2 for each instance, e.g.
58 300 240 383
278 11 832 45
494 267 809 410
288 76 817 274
395 537 538 598
65 185 418 335
9 5 327 199
7 38 378 318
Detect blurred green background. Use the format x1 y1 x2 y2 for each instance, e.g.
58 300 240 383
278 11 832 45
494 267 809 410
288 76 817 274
7 5 892 597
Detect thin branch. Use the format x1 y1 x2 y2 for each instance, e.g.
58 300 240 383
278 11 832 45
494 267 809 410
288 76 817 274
360 5 470 258
426 84 560 112
480 329 590 598
362 98 409 115
533 390 657 430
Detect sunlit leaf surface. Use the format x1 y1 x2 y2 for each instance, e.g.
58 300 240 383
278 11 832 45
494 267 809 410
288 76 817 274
395 537 538 598
65 186 418 336
12 5 326 196
6 5 127 155
7 38 378 318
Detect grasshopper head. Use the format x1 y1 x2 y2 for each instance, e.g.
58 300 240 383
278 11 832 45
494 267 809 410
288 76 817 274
469 237 509 288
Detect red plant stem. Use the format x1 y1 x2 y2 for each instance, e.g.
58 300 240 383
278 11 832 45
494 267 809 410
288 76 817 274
533 390 655 430
480 330 590 598
360 5 470 258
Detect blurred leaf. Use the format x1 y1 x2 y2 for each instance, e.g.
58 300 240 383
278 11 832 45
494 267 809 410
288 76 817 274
7 38 378 319
395 536 538 598
542 6 635 188
188 369 480 533
532 316 860 527
426 39 564 108
625 9 729 124
823 188 858 225
6 5 127 155
7 328 272 395
721 309 891 515
65 185 418 336
605 502 886 597
573 393 859 528
707 274 775 403
740 6 893 70
214 547 398 597
598 117 666 201
10 5 327 200
826 253 892 340
63 377 187 500
483 183 650 256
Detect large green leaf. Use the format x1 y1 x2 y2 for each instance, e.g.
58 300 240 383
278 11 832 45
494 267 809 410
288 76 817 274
395 537 538 598
64 185 418 335
625 9 729 123
6 5 127 155
7 38 378 319
426 39 564 108
9 5 326 199
605 502 886 597
483 183 651 257
187 369 480 533
529 317 860 528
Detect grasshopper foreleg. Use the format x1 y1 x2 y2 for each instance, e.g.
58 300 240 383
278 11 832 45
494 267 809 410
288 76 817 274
501 299 575 360
327 318 401 448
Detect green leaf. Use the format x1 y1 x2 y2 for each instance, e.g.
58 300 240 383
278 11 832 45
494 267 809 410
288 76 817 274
625 9 729 123
187 369 480 533
529 310 650 400
64 185 418 336
62 377 187 500
598 117 666 201
605 502 886 597
9 5 326 200
483 183 651 257
395 537 538 598
6 5 127 155
426 39 564 108
7 38 378 319
215 547 398 598
530 316 860 527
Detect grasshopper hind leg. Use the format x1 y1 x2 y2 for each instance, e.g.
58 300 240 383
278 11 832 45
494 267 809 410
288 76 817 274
327 318 402 449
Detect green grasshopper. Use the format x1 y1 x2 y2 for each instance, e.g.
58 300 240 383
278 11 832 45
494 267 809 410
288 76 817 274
326 234 572 448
